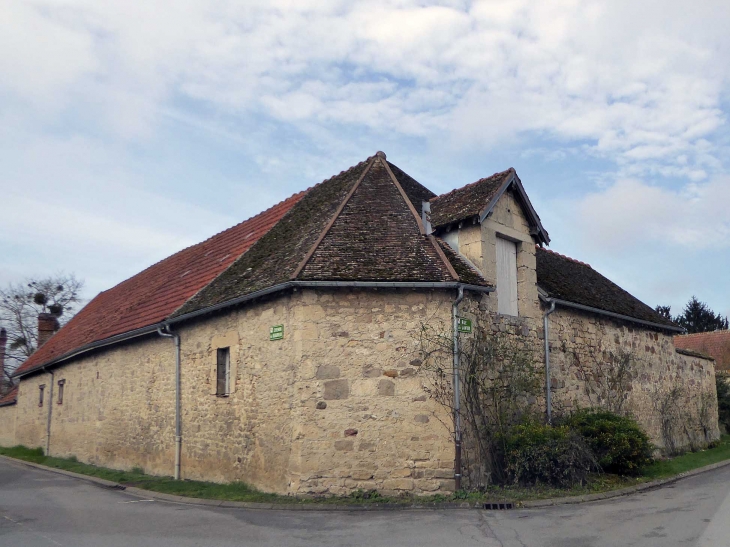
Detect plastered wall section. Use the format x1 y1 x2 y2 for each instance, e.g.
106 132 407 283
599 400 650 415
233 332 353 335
9 289 458 496
14 336 177 472
546 307 720 447
0 404 16 446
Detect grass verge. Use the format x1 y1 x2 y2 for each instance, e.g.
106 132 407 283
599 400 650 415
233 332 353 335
642 434 730 480
1 435 728 506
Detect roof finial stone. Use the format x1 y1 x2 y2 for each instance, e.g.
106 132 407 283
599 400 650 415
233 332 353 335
375 151 386 159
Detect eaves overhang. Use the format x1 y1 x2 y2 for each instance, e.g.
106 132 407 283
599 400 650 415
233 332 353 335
14 281 494 378
479 171 550 245
539 294 685 334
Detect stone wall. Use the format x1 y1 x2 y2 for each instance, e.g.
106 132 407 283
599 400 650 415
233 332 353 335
14 336 177 471
442 188 719 455
15 372 53 451
546 306 719 449
283 288 455 496
0 403 16 447
8 288 459 496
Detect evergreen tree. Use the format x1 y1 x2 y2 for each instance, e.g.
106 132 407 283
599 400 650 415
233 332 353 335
674 296 729 334
717 376 730 433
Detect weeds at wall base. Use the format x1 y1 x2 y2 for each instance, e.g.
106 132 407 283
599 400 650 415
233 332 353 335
2 436 729 506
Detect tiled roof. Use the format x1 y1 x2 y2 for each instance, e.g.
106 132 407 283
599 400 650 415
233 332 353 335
674 330 730 370
429 168 513 228
434 238 487 287
16 153 490 377
386 161 437 217
0 385 18 407
536 246 678 328
14 191 307 377
675 347 714 360
175 155 491 316
298 159 452 283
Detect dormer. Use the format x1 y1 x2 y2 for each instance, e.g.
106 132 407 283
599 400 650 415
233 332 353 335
429 168 549 319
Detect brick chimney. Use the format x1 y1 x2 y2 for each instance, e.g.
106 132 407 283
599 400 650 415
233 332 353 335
0 327 6 379
0 328 6 371
38 313 60 348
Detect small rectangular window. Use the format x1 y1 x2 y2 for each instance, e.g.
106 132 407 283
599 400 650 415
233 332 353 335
57 379 65 405
216 348 230 396
39 385 45 407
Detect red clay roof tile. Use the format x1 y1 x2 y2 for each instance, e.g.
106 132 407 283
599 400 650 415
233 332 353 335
674 330 730 371
14 191 306 377
0 385 18 406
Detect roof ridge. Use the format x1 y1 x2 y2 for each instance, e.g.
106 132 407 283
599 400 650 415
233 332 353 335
89 158 377 301
381 154 427 235
536 245 591 268
433 236 485 281
429 167 514 203
102 190 309 298
675 329 730 338
171 158 376 315
428 235 459 280
289 155 378 280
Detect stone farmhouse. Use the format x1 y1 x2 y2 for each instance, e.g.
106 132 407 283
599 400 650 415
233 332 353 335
0 152 719 495
675 330 730 374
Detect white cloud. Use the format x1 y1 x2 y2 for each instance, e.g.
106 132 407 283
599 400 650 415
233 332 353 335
2 0 730 316
576 176 730 250
2 0 728 174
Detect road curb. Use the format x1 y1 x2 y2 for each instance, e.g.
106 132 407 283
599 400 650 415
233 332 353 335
2 453 730 511
521 458 730 508
0 454 122 490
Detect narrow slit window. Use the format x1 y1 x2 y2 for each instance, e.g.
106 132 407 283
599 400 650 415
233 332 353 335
39 385 45 407
216 348 230 396
496 237 518 316
57 379 65 405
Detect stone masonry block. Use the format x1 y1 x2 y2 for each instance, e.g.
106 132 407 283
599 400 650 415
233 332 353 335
334 440 354 451
378 379 395 396
323 379 349 400
316 365 340 379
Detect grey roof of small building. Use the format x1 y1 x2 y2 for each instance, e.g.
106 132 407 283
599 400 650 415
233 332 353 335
536 246 678 328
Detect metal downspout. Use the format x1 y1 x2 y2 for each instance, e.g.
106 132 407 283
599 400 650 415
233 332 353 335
157 325 182 480
452 285 465 491
543 300 557 424
42 366 54 455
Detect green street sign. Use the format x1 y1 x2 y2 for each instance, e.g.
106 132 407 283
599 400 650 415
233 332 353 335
457 318 472 333
269 325 284 341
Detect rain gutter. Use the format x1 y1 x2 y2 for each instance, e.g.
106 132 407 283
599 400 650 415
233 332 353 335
538 296 685 334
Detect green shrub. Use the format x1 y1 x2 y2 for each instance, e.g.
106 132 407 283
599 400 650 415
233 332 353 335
563 409 653 475
503 423 597 487
717 376 730 433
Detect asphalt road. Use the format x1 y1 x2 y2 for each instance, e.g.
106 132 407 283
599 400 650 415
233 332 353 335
1 458 730 547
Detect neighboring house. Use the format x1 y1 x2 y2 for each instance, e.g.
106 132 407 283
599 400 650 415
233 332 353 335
674 330 730 374
0 152 719 495
0 385 17 446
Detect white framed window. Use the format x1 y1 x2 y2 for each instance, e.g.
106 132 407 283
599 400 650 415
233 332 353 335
216 347 230 396
496 237 518 316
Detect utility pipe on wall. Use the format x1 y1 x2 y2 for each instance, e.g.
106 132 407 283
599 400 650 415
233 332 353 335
42 366 54 456
543 299 557 424
452 285 465 491
157 325 182 480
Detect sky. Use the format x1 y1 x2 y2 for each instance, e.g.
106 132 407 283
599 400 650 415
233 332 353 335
1 0 729 320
